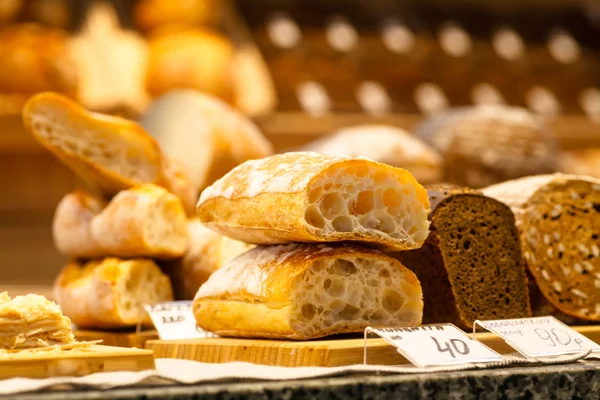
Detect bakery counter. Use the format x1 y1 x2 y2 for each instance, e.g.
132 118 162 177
6 360 600 399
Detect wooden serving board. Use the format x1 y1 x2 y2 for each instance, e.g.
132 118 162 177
0 345 155 379
146 326 600 367
74 330 159 348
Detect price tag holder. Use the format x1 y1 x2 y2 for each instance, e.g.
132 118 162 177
145 301 217 340
364 324 503 367
474 316 600 358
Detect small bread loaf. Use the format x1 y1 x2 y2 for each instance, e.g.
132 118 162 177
0 292 74 350
484 174 600 321
53 184 188 259
193 243 423 339
22 92 197 214
145 28 235 102
197 152 431 251
164 219 254 300
54 258 174 329
395 184 531 329
133 0 219 32
301 125 443 184
415 105 558 188
141 89 274 191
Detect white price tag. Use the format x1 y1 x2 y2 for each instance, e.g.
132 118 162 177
145 301 216 340
475 316 600 358
366 324 502 367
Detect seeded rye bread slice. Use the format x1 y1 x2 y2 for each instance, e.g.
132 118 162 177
196 152 431 251
484 174 600 321
193 243 423 340
394 184 531 329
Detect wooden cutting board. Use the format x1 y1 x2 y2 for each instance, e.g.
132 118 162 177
0 345 155 379
74 330 159 348
146 325 600 367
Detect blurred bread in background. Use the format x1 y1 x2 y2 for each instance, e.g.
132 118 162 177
416 105 559 188
0 0 21 25
133 0 219 32
559 148 600 179
300 125 443 185
25 0 70 28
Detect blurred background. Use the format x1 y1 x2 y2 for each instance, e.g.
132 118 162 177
0 0 599 293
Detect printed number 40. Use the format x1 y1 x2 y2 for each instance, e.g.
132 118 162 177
431 337 470 358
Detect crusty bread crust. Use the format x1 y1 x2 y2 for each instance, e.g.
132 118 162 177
53 184 189 259
197 152 430 251
54 258 174 329
193 243 423 340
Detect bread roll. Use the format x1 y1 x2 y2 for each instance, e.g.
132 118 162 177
145 28 235 102
193 243 423 339
0 24 77 99
395 184 531 329
164 219 254 300
416 105 558 188
53 185 188 259
0 292 74 350
133 0 219 32
301 125 443 184
484 174 600 321
197 152 431 251
22 92 197 214
141 89 274 191
54 258 174 329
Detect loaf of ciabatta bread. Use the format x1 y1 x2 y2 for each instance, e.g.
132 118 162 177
193 243 423 339
484 174 600 321
21 92 197 214
197 152 431 251
415 105 558 188
301 125 443 184
53 184 188 259
0 292 74 350
395 184 531 329
53 258 174 329
141 89 274 192
164 219 254 300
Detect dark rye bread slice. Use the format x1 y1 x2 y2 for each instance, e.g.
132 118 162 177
484 174 600 322
394 184 531 329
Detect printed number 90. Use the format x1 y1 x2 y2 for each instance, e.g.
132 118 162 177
534 328 583 348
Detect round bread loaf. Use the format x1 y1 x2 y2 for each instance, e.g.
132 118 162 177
133 0 219 32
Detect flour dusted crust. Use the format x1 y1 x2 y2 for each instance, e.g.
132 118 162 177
197 152 430 251
193 243 423 339
164 219 254 300
484 174 600 321
54 258 174 329
53 184 188 259
22 92 196 213
302 125 443 184
141 89 274 192
0 292 74 350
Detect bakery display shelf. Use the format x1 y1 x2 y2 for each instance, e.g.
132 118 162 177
74 330 158 349
0 345 154 379
146 325 600 367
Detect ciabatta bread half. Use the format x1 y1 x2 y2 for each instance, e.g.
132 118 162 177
0 292 74 350
197 152 431 251
164 219 254 300
193 243 423 339
53 258 174 329
301 125 443 184
22 92 197 213
141 89 274 191
53 184 189 259
484 174 600 321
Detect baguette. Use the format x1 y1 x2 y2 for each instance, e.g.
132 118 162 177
395 184 531 329
164 219 254 300
193 243 423 339
484 174 600 321
53 184 188 259
21 92 197 214
53 258 174 329
141 89 274 191
197 152 430 251
301 125 443 184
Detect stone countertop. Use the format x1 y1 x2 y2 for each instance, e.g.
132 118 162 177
6 360 600 400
